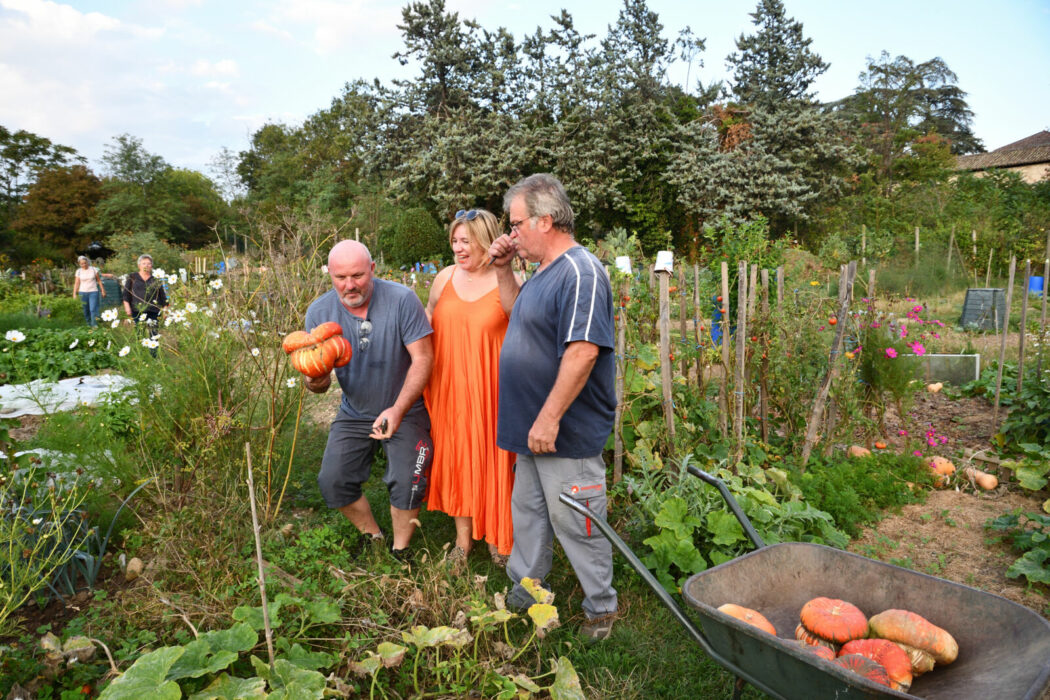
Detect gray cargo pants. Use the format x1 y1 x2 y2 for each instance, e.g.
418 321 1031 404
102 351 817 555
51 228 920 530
505 454 618 620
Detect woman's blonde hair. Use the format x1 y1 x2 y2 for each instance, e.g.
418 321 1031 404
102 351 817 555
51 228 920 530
448 209 499 251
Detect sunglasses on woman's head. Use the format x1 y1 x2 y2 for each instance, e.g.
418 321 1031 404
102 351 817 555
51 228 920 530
454 209 480 221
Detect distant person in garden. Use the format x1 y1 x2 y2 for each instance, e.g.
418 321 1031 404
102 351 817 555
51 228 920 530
122 254 167 355
72 255 105 326
424 208 521 570
303 240 434 562
487 173 619 641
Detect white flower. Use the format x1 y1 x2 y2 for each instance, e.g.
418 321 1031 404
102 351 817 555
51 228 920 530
101 309 118 322
143 338 159 349
138 313 147 322
153 268 166 279
151 384 162 397
164 317 174 327
209 330 219 338
210 279 223 290
321 264 329 274
141 337 152 348
32 518 41 525
205 309 214 317
118 346 130 357
167 274 178 285
68 338 79 349
88 339 95 347
249 310 257 318
111 320 119 328
285 377 297 388
5 330 25 343
251 348 260 357
185 302 198 313
106 341 111 350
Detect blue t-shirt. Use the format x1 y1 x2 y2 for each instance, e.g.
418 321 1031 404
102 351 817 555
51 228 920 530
304 279 433 421
497 245 615 458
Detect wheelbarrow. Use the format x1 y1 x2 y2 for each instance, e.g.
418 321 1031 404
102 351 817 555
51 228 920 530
559 465 1050 699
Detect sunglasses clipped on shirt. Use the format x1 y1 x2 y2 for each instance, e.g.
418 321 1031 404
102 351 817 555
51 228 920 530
357 319 372 350
454 209 480 222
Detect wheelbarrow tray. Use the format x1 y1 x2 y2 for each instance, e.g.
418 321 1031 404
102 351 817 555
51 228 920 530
683 541 1050 699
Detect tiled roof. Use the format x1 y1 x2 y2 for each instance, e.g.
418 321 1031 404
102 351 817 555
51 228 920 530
957 130 1050 171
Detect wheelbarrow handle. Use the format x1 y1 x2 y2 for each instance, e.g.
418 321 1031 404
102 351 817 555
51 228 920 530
558 493 710 651
686 465 766 550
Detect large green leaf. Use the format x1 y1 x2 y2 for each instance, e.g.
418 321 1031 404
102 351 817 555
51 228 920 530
277 642 335 671
653 496 703 539
1007 549 1050 585
549 656 586 700
97 647 185 700
707 510 746 546
187 673 267 700
168 623 258 680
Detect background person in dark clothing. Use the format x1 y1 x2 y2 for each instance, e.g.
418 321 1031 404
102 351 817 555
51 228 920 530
122 254 168 354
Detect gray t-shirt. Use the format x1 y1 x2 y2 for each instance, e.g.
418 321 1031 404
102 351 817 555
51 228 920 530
304 279 433 420
497 245 616 457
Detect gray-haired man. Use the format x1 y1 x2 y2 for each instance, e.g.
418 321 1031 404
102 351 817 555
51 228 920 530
487 173 618 640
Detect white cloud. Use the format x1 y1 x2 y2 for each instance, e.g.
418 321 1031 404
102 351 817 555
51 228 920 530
267 0 402 54
191 58 239 77
250 18 293 43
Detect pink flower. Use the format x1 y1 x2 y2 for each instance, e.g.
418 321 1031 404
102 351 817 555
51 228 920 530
870 322 881 329
927 438 936 446
940 436 948 444
913 450 923 457
885 348 898 358
909 342 926 356
898 430 908 436
899 326 908 338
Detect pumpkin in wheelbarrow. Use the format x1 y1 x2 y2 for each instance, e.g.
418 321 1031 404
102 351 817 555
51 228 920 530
840 638 913 692
868 608 958 676
796 596 868 651
716 604 776 636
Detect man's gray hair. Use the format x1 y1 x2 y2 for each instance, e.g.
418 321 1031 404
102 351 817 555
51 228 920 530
504 173 575 234
137 254 153 264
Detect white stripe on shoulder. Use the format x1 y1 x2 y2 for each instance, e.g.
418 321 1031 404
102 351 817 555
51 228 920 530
563 248 597 343
565 253 582 342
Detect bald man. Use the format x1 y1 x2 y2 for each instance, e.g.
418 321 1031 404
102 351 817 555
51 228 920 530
304 241 435 560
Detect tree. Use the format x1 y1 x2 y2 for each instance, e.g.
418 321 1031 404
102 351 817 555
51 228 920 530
726 0 828 109
0 126 80 248
837 52 983 190
9 165 102 262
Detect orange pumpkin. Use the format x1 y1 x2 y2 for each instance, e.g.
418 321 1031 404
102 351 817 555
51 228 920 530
868 609 958 671
717 604 777 636
282 323 350 378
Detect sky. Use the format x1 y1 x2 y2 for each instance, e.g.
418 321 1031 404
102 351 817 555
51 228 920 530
1 0 1049 181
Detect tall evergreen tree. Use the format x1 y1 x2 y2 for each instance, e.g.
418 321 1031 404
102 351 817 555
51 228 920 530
726 0 828 108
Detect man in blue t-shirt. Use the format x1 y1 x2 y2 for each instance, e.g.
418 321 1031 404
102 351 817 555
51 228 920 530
303 240 434 561
488 174 618 641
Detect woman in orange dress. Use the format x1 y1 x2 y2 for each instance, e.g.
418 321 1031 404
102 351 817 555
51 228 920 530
425 209 520 567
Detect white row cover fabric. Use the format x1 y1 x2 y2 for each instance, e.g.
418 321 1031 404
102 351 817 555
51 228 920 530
0 374 134 418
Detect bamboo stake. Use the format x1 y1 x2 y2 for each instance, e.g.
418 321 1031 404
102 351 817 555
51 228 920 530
993 257 1016 428
986 248 994 287
914 226 920 267
246 443 276 668
760 269 770 443
801 261 857 467
658 270 675 441
971 229 977 258
734 261 748 456
776 266 784 305
719 262 730 437
861 224 867 267
1018 260 1031 393
613 291 625 483
868 268 876 299
679 266 689 379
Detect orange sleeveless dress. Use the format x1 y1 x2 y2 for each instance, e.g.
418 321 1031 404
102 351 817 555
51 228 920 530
424 274 515 555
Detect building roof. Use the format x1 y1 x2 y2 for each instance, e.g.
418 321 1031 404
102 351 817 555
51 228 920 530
956 130 1050 171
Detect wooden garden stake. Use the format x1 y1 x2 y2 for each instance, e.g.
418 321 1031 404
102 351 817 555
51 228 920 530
914 226 920 266
679 266 689 379
613 280 625 483
734 261 748 454
776 266 784 305
1039 258 1049 382
801 261 857 467
861 224 867 267
658 269 675 441
246 443 276 668
986 248 994 287
719 261 730 437
760 269 770 443
693 263 704 390
747 264 758 319
993 256 1016 428
1018 259 1031 393
868 268 876 299
947 225 955 274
